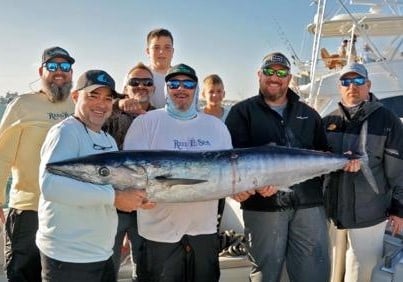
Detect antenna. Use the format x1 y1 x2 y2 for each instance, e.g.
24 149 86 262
273 19 302 65
272 19 310 75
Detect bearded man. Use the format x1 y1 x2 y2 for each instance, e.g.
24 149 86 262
0 46 75 282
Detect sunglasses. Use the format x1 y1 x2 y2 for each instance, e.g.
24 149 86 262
127 78 154 87
262 68 289 78
340 77 366 87
166 79 197 90
43 62 72 72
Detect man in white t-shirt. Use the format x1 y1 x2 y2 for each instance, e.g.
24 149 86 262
37 70 152 282
124 63 232 282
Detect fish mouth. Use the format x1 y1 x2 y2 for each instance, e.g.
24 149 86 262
46 165 70 177
46 165 99 184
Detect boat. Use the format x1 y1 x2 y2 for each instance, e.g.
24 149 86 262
297 0 403 121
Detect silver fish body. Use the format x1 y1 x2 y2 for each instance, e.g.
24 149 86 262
46 145 349 202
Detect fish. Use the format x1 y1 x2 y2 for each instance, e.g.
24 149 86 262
45 145 368 203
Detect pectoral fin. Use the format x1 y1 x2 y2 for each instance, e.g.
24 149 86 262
154 175 207 186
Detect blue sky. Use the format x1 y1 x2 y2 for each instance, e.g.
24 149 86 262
0 0 357 100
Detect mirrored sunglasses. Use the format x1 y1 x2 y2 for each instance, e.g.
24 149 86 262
167 79 197 90
262 68 289 78
340 77 366 87
43 62 72 72
127 78 154 87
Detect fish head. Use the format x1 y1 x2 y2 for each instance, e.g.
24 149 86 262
46 153 148 190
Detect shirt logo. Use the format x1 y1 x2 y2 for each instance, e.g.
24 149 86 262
173 138 211 150
48 112 71 120
97 74 108 84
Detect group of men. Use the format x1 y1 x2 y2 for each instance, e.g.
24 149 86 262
0 27 402 282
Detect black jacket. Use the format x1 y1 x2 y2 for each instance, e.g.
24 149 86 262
225 90 328 211
322 93 403 229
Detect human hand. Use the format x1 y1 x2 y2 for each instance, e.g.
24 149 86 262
343 151 360 172
256 185 278 197
139 199 156 210
389 215 403 236
231 189 255 202
343 159 360 172
118 98 146 115
114 189 152 212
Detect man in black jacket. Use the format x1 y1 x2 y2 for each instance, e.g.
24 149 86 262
323 63 403 282
225 52 359 282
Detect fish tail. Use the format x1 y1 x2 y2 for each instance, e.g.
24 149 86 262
358 121 379 194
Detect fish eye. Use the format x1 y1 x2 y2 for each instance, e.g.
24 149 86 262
98 166 110 177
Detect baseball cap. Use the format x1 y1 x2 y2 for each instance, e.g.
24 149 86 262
339 63 368 79
42 46 75 64
165 63 198 82
261 52 291 69
74 70 120 98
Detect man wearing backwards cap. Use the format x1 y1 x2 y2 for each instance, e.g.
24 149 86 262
124 63 232 281
323 62 403 282
225 52 359 281
36 70 154 282
0 46 76 282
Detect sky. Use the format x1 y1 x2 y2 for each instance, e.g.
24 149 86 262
0 0 374 100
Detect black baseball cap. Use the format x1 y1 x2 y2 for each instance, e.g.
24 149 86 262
74 70 120 98
165 63 198 82
42 46 75 64
261 52 291 70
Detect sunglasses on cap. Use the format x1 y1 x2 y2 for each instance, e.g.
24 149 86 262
166 79 197 90
340 77 366 87
43 62 72 72
127 78 154 87
262 68 289 78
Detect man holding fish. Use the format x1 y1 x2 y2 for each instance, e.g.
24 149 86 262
323 63 403 282
226 52 359 282
123 63 232 281
36 70 154 282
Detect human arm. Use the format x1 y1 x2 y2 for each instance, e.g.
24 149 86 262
256 185 279 197
40 124 118 206
231 185 279 202
0 122 20 208
117 97 146 115
114 189 156 212
231 190 256 202
0 100 21 207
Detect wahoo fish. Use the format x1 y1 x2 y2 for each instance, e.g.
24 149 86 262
45 145 369 202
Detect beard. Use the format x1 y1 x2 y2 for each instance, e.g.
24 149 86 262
41 79 73 102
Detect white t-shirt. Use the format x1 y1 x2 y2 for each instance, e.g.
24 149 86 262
123 109 232 242
36 116 119 263
149 71 166 109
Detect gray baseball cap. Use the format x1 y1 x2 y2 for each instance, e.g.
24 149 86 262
339 63 368 79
